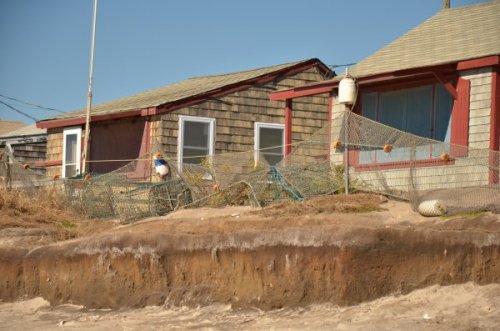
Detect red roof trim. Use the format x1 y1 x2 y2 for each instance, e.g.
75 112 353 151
37 109 144 129
269 86 334 101
270 56 500 102
269 64 457 101
457 55 500 71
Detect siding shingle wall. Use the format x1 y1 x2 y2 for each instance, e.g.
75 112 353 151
154 67 330 158
463 68 493 149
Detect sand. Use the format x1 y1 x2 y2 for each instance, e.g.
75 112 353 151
1 193 499 329
0 282 498 330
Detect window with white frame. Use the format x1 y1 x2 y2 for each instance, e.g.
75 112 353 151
178 116 215 168
360 84 453 164
62 127 82 178
254 122 285 166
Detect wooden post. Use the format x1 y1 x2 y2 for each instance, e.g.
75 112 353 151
327 93 334 161
344 107 350 195
284 99 292 156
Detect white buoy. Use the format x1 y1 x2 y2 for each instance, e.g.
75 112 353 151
418 200 447 217
338 69 357 105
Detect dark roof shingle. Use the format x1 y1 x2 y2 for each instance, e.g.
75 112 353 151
343 1 499 80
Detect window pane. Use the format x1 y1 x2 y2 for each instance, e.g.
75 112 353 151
259 127 283 149
65 134 77 163
362 93 377 120
360 148 376 164
376 147 412 163
359 93 378 164
379 90 406 130
434 84 452 142
405 86 432 137
262 154 283 166
183 147 209 164
258 126 283 166
184 121 209 148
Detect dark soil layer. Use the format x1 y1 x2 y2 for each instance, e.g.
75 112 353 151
1 210 499 310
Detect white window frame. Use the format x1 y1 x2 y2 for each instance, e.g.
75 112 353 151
254 122 285 166
62 126 82 178
178 115 216 170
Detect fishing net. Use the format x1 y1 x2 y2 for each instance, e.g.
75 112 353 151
0 148 53 196
4 108 499 221
63 154 192 222
329 110 500 215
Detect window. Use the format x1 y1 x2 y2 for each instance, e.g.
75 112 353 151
178 116 215 168
254 122 285 166
62 127 82 178
360 84 453 164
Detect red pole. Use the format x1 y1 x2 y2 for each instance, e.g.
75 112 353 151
285 99 292 156
327 93 334 161
489 69 499 184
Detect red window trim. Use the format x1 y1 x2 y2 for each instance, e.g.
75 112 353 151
354 157 455 172
450 78 470 146
33 160 62 167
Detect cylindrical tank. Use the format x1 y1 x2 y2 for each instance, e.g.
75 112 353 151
338 74 357 105
417 199 447 217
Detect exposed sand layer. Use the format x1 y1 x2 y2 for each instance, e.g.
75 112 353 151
0 282 498 330
1 194 499 311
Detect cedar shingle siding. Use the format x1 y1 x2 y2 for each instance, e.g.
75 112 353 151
153 67 329 157
46 128 63 177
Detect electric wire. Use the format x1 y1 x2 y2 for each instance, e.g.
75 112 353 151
0 93 65 113
328 62 357 69
0 99 39 122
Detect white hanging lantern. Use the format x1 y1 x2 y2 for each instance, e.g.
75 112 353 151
338 69 357 106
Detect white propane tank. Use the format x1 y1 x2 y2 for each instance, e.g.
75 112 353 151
338 69 357 105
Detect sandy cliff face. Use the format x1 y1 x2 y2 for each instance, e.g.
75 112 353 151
1 205 500 309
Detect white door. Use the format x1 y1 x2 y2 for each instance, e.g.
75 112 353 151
62 127 82 177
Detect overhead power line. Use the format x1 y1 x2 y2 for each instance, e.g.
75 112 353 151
0 99 39 122
0 93 65 114
328 62 357 69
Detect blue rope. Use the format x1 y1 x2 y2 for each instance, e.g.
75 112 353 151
269 166 303 201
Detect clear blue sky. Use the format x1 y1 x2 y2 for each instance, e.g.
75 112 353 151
0 0 487 124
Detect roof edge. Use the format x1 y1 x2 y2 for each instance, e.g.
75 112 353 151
270 55 500 100
37 59 333 129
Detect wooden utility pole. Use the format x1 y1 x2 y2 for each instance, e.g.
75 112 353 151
82 0 98 174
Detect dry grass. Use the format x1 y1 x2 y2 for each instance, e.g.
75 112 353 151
0 188 114 242
255 193 387 218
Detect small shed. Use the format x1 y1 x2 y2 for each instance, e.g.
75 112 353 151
0 124 47 166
